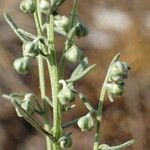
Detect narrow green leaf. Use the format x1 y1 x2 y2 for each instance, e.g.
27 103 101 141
110 140 135 150
100 140 135 150
66 64 96 83
13 100 57 143
71 57 88 78
18 28 36 39
107 89 114 102
3 13 27 42
79 93 96 112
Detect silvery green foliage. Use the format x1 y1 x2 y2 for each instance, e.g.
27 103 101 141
3 0 134 149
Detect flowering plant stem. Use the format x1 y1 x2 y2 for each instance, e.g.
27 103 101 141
93 53 120 150
3 0 134 149
33 1 53 150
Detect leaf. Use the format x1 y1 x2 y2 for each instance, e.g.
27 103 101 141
107 89 114 102
99 140 135 150
71 57 89 78
3 13 27 42
66 64 96 83
12 99 57 143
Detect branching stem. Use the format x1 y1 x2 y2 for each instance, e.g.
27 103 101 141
93 53 120 150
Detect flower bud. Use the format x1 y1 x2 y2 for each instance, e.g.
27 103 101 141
109 61 130 83
39 0 51 14
20 0 36 14
13 57 30 75
57 80 76 105
75 21 89 38
59 135 72 149
77 113 94 132
65 45 83 63
22 41 40 58
106 82 124 96
54 15 70 31
15 93 39 117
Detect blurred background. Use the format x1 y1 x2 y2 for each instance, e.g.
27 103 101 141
0 0 150 150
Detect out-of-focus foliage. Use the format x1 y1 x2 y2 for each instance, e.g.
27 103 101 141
0 0 150 149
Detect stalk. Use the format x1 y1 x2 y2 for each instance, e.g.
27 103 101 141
33 0 52 150
47 15 61 150
93 54 120 150
93 75 108 150
58 0 79 78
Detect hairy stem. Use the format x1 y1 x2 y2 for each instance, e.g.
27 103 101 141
34 0 52 149
47 15 61 150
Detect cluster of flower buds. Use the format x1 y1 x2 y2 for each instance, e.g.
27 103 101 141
106 60 130 102
13 57 30 75
77 113 94 132
13 38 42 74
15 93 40 117
65 45 83 63
20 0 36 14
59 134 72 149
57 80 77 105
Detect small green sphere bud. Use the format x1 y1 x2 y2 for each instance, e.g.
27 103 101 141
57 80 76 105
76 21 89 38
109 61 130 83
54 15 70 30
20 0 36 14
39 0 51 14
77 113 94 132
65 45 83 63
13 57 30 75
22 41 40 58
59 135 72 149
106 82 124 96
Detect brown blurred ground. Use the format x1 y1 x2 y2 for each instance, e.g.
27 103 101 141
0 0 150 150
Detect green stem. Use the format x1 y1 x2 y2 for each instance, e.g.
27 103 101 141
93 53 120 150
69 0 78 29
62 118 79 129
34 1 52 150
58 0 79 78
47 15 61 150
